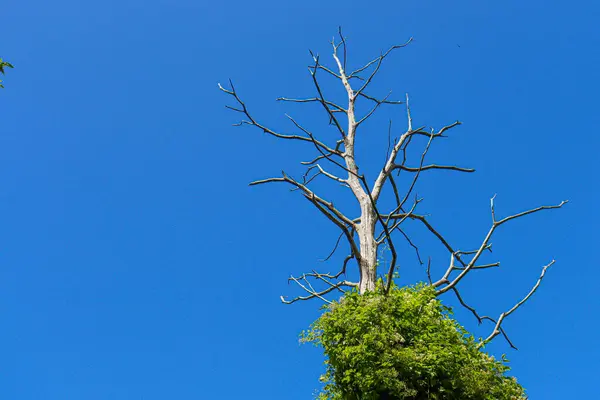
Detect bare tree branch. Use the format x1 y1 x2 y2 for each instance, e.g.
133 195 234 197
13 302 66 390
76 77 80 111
452 262 500 271
385 213 467 267
477 260 555 349
314 64 343 80
219 81 342 155
435 199 567 293
456 244 493 256
405 93 413 131
358 92 404 105
348 38 413 84
356 92 393 126
337 27 348 74
392 164 475 173
277 97 347 113
450 287 483 324
301 140 344 166
321 232 344 262
309 164 348 185
379 196 423 244
426 257 433 285
281 276 357 305
308 51 347 137
398 227 424 266
371 106 463 202
249 172 361 261
395 129 435 209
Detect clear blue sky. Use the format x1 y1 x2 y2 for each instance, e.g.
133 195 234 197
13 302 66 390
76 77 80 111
2 0 598 398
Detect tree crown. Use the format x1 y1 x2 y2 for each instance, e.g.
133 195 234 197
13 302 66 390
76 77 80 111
302 283 526 400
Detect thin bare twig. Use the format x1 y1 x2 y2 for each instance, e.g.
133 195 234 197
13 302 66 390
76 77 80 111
392 164 476 173
348 37 413 82
281 276 357 305
277 97 347 113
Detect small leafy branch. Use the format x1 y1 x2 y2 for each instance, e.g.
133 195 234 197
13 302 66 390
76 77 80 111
0 58 14 88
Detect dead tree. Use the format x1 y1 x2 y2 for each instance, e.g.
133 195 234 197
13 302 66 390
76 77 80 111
219 30 566 349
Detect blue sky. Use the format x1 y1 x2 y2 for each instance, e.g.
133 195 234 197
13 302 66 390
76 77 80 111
1 0 598 398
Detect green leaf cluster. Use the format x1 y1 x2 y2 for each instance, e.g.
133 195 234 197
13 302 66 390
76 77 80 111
0 58 14 89
301 283 526 400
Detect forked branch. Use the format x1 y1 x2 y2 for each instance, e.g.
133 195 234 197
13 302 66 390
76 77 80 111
477 260 555 349
435 198 567 293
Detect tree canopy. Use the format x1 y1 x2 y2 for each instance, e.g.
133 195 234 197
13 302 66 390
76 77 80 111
302 283 526 400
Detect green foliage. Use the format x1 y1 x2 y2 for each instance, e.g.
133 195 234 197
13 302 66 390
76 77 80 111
0 58 14 88
301 283 526 400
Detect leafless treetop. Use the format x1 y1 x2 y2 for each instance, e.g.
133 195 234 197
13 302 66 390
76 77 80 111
219 29 566 349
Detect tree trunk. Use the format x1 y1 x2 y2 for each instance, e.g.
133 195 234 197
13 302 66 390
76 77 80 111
358 200 378 294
